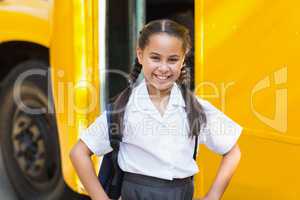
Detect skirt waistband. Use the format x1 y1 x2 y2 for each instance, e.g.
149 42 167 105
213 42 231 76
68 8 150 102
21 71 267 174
123 172 192 187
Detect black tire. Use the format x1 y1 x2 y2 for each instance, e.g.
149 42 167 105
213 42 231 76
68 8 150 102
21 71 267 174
0 60 65 200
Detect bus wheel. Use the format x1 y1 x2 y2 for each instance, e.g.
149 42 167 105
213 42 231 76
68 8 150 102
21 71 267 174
0 60 65 200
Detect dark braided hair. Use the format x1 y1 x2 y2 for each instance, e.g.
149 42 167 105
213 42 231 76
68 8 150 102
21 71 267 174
111 19 206 138
177 52 206 138
110 57 142 136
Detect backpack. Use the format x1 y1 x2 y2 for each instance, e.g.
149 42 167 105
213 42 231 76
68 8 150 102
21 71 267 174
98 104 124 199
97 104 199 199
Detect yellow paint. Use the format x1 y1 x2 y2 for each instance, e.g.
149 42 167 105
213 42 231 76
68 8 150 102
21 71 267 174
195 0 300 199
0 0 50 45
50 0 100 193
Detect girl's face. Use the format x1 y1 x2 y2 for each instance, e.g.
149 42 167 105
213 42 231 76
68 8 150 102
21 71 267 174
137 33 186 94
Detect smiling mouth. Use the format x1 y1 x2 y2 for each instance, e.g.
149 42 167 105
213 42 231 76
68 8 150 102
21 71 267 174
153 74 171 81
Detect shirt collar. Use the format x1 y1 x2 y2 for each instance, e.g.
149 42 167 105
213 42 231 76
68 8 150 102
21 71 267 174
128 79 186 112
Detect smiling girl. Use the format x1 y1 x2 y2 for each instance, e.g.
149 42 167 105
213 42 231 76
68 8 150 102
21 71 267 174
70 19 243 200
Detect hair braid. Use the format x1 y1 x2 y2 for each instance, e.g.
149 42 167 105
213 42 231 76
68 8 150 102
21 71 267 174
128 58 143 87
178 54 206 138
111 58 142 135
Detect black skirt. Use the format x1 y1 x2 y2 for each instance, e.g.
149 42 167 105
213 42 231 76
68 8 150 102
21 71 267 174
121 172 194 200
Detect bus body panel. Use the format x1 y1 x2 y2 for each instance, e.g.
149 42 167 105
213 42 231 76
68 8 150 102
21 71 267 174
50 0 100 194
195 0 300 199
0 0 50 46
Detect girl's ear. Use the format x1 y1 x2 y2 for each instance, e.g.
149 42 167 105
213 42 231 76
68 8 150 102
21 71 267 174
136 48 143 65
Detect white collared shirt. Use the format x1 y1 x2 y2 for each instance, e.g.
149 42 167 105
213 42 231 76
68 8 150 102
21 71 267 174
80 79 243 180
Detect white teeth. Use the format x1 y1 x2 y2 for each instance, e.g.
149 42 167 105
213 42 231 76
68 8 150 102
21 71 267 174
155 75 168 80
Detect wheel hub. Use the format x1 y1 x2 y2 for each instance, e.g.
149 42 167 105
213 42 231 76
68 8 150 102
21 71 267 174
12 109 53 184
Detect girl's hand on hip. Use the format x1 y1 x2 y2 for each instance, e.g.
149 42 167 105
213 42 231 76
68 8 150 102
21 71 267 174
196 194 220 200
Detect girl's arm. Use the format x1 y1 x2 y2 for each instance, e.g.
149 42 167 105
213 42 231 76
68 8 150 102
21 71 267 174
202 144 241 200
69 140 110 200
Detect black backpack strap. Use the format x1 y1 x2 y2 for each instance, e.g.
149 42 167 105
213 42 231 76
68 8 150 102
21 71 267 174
106 103 121 162
106 104 114 148
106 104 123 198
106 104 122 151
191 135 198 181
193 135 198 160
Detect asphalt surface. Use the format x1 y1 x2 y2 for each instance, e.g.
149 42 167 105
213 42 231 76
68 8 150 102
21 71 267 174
0 148 18 200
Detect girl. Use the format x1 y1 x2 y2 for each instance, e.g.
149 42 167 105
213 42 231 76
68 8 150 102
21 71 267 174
70 19 243 200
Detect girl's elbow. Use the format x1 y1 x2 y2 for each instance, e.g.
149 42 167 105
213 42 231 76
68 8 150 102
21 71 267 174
69 142 83 161
69 145 78 162
69 140 92 161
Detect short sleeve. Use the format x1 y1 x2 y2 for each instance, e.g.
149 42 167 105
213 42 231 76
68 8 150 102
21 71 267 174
197 98 243 155
79 111 113 156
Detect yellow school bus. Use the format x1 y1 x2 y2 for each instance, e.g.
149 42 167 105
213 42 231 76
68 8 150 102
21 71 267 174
0 0 299 199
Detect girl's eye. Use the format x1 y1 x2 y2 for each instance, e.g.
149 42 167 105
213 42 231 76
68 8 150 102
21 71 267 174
168 58 179 63
151 57 160 61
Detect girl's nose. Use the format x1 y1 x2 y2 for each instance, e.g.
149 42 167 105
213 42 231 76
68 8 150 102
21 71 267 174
157 62 170 73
